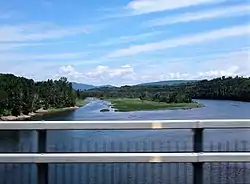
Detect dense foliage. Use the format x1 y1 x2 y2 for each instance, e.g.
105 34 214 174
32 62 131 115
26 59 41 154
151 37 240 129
0 74 76 116
81 76 250 102
1 74 249 116
80 84 193 103
185 76 250 102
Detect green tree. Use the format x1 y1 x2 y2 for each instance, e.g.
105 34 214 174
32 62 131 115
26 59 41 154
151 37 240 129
0 74 77 117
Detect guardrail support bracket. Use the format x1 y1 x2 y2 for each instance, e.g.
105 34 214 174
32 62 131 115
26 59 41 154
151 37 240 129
37 130 48 184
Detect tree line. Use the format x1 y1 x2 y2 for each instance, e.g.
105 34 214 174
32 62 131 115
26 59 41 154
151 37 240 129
1 74 249 117
184 76 250 102
80 76 250 102
0 74 76 116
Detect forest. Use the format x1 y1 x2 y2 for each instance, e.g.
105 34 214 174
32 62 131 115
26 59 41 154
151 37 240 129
0 74 76 116
1 74 250 117
80 76 250 102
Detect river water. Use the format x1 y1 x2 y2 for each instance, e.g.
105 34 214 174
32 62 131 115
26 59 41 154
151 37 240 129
0 99 250 184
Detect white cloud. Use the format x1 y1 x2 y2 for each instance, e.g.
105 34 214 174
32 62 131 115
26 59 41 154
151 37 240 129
86 64 135 79
141 72 190 81
52 64 136 85
165 65 242 80
198 50 250 77
126 0 220 15
0 23 88 42
58 65 82 79
146 5 250 27
86 65 109 78
86 48 248 84
107 25 250 58
141 65 241 82
134 49 249 83
1 48 248 86
59 65 75 73
169 72 190 79
197 65 240 78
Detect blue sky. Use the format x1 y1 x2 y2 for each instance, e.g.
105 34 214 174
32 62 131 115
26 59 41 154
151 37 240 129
0 0 249 86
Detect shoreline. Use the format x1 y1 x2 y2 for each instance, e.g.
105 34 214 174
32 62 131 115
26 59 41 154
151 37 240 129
0 99 89 121
0 106 80 121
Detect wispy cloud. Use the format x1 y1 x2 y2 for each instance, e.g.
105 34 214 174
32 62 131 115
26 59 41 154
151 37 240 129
107 25 249 58
0 42 43 51
145 5 250 27
1 48 248 85
0 23 89 42
126 0 221 15
134 47 250 67
56 49 249 85
132 49 250 83
89 31 162 47
141 66 241 82
0 52 87 61
102 0 222 18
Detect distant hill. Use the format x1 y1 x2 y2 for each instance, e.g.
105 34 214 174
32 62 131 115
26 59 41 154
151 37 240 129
99 85 114 88
72 82 96 90
72 80 198 90
137 80 198 86
71 82 115 90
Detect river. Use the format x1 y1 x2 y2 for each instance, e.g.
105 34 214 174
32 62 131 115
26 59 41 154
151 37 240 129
0 99 250 184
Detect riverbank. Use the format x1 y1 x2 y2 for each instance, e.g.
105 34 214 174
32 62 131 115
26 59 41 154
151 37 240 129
0 99 88 121
0 106 79 121
105 98 203 112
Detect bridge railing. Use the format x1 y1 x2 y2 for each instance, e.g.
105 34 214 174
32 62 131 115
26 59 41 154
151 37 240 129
0 119 250 184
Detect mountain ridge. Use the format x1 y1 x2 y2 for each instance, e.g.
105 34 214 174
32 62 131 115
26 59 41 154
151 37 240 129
137 80 198 86
71 82 96 90
72 80 198 90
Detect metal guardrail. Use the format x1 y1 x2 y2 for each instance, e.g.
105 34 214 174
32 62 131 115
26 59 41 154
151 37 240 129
0 153 250 163
0 119 250 129
0 119 249 184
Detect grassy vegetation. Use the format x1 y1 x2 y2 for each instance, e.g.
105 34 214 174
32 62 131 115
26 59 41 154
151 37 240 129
105 98 203 112
75 98 89 107
45 107 73 113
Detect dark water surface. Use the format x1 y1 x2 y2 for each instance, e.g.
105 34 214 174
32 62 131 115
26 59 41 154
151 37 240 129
0 99 250 184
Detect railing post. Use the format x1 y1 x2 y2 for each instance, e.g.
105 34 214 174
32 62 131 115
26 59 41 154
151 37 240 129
193 128 203 152
37 130 48 184
193 128 203 184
